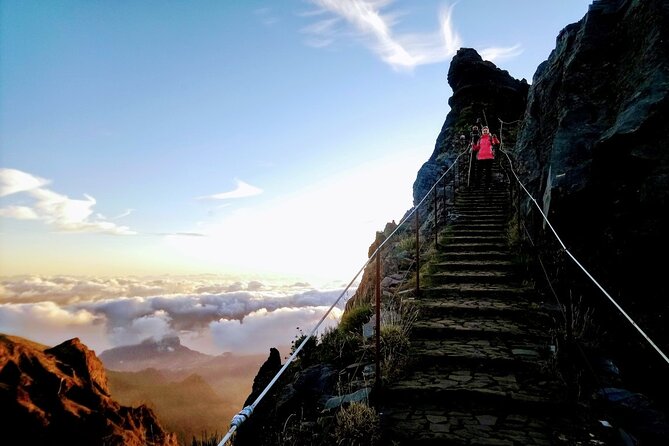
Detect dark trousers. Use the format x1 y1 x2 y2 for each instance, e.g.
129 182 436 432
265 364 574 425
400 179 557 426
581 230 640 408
476 159 493 188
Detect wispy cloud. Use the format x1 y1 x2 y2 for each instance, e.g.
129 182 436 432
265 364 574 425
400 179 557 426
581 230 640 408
196 179 263 200
303 1 521 70
0 168 50 197
0 205 39 220
0 168 136 235
111 209 134 220
480 44 523 63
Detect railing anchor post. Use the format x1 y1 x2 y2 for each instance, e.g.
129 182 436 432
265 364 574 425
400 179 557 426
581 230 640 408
375 250 382 388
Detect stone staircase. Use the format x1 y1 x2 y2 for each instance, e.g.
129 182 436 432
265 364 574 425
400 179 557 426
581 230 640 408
378 178 604 445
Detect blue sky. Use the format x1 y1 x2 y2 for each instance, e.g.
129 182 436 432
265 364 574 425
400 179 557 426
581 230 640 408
0 0 594 283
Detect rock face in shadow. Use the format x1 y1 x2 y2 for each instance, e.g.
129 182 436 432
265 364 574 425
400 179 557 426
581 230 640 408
233 348 338 446
0 334 177 446
511 0 669 441
512 0 669 351
413 47 529 204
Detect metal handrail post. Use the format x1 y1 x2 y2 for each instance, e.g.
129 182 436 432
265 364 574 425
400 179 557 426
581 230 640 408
443 175 447 213
375 250 381 387
415 209 420 297
433 186 438 247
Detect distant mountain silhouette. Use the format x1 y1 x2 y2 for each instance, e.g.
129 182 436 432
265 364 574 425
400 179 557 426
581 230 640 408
100 337 271 442
100 336 213 371
0 333 177 446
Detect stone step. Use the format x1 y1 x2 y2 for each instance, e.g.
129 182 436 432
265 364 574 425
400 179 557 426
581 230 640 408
413 296 556 318
452 215 508 222
419 283 533 300
384 367 564 412
436 251 512 262
451 223 507 231
456 190 509 197
447 231 507 240
451 215 506 222
411 315 550 341
451 220 507 227
431 259 515 271
453 202 509 211
452 220 507 228
451 222 507 230
439 242 509 253
444 235 507 244
379 403 596 446
409 338 553 371
426 270 519 285
452 208 508 214
454 200 509 207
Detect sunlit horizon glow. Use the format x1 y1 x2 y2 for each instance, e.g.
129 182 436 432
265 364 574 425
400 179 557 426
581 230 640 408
1 1 594 352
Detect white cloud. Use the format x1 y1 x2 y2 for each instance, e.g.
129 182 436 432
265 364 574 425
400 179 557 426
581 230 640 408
0 168 136 235
197 179 263 200
480 44 523 63
304 1 521 70
0 168 50 197
108 310 173 347
210 306 342 354
304 1 461 69
0 205 39 220
0 301 112 352
0 275 352 354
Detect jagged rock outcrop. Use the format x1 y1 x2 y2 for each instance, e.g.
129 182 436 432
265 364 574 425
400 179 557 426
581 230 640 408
233 349 339 446
0 334 177 446
242 347 283 409
512 0 669 360
413 47 529 204
347 49 528 311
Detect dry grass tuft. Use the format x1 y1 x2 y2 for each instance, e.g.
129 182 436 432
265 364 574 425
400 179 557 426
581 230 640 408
334 402 380 445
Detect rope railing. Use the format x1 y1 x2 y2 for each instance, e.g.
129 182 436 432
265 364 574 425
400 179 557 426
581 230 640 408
216 148 469 446
497 145 669 366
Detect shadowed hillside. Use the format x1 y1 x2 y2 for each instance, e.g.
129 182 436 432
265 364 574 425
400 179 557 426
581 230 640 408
100 337 267 444
0 334 178 446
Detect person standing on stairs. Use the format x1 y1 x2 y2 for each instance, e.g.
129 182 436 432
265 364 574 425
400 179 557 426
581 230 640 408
471 125 500 190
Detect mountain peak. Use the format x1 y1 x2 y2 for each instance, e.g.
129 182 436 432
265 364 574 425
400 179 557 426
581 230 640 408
0 334 177 446
100 336 213 372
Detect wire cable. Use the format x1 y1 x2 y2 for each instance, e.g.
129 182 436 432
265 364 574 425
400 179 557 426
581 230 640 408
499 147 669 366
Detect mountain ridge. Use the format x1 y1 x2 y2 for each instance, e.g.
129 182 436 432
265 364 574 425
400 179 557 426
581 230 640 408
0 333 178 446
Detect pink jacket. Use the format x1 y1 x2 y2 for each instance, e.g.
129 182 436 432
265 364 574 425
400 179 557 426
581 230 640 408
472 134 500 160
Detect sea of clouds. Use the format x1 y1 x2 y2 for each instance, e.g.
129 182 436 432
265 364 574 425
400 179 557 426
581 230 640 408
0 275 353 355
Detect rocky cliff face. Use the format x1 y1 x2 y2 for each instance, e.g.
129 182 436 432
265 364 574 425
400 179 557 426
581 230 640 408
0 334 177 446
347 49 529 311
413 47 529 204
512 0 669 354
